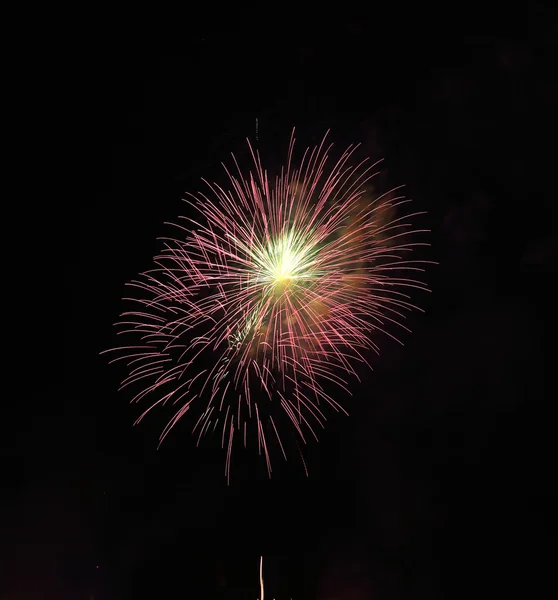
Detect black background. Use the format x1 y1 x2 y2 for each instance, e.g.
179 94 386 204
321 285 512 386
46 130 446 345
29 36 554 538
5 5 556 599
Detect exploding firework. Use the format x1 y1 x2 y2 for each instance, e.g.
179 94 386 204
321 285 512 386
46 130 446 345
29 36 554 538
103 130 430 479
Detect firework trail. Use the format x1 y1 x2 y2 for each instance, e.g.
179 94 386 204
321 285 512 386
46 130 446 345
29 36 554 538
103 130 430 480
259 555 265 600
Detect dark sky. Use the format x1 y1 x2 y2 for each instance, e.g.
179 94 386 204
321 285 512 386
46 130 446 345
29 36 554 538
6 6 556 599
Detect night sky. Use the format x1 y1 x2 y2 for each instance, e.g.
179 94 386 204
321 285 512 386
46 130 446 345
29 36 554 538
6 7 556 599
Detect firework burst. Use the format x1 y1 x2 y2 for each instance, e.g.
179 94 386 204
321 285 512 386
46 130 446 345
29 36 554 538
103 130 430 480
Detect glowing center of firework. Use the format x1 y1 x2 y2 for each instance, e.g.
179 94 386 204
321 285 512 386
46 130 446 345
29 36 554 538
259 232 316 292
272 247 297 282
